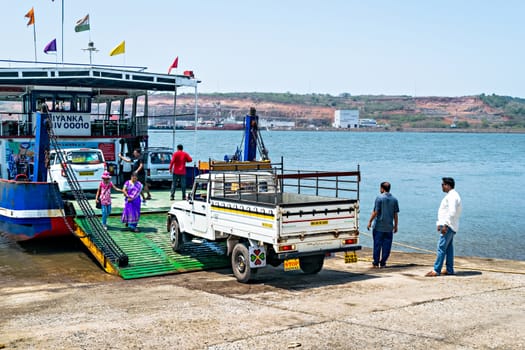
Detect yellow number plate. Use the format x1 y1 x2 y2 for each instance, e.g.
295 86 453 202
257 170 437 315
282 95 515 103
284 258 300 271
310 220 328 226
344 251 358 263
79 171 94 176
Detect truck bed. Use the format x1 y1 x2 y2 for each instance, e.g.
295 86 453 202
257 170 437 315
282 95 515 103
211 192 357 208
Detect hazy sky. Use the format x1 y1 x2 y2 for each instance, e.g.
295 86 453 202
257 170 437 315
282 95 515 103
3 1 524 97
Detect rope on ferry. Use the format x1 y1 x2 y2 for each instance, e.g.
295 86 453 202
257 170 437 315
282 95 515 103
359 230 434 254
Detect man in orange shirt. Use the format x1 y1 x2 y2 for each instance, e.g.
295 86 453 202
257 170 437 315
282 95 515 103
169 144 192 201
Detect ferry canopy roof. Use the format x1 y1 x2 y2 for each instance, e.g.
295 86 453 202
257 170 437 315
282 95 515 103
0 66 198 99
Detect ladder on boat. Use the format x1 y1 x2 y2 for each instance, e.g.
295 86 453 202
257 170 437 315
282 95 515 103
46 121 129 267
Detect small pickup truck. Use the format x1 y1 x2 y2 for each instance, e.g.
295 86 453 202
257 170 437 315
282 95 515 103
167 160 361 282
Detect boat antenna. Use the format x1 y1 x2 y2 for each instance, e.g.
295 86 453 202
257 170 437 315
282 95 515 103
82 41 99 65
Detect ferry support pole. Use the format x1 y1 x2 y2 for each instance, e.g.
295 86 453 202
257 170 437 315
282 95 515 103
32 112 50 182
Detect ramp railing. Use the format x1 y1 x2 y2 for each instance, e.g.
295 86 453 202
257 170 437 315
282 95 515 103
46 120 128 267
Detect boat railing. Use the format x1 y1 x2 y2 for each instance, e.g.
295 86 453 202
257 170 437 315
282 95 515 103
0 113 31 136
90 118 135 137
0 112 140 137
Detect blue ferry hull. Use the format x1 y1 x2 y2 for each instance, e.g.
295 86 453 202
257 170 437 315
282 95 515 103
0 179 75 241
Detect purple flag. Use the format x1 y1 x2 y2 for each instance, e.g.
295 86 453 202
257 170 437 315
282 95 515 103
44 39 57 54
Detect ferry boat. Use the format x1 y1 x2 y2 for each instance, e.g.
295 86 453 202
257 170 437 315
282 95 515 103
0 62 199 240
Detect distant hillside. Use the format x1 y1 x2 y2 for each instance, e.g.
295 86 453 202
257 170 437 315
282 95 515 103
152 92 525 130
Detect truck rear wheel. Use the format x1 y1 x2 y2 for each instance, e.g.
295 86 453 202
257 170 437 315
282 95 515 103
170 218 183 253
231 243 254 283
299 255 325 274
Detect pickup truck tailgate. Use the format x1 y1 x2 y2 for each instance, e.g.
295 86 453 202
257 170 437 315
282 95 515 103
279 199 358 237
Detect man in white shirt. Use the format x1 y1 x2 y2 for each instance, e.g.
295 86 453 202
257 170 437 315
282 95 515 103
426 177 462 277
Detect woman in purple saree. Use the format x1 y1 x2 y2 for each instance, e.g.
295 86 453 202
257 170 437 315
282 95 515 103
122 171 143 232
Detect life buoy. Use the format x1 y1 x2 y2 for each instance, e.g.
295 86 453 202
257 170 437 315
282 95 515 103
15 174 28 181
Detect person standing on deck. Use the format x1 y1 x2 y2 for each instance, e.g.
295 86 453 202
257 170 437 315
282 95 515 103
121 171 143 232
169 144 192 201
119 151 133 186
367 181 399 268
119 148 151 203
95 171 123 230
426 177 462 277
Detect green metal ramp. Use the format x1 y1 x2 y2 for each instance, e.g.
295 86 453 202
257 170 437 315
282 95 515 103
75 213 230 279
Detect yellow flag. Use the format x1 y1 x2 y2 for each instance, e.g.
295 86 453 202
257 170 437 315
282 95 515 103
109 40 125 56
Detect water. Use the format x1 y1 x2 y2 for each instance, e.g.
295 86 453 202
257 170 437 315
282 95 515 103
149 129 525 261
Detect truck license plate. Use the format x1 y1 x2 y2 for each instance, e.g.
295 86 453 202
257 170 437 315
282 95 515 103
344 251 358 263
284 258 300 271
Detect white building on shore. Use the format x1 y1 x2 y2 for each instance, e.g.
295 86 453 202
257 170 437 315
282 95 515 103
334 109 359 128
359 118 378 128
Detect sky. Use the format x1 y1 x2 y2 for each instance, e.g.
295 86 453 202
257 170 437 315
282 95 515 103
2 0 525 97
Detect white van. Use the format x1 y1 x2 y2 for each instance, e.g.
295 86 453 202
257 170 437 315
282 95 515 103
144 147 173 185
48 148 106 192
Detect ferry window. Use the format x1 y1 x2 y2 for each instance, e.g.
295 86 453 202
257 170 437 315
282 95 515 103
54 99 71 112
57 94 74 112
35 97 52 112
76 96 91 113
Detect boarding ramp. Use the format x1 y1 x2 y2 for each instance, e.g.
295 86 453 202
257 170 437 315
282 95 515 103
46 113 229 278
74 213 230 279
46 120 129 267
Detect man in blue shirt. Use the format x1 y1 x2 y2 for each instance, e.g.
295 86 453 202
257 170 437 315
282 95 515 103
367 182 400 268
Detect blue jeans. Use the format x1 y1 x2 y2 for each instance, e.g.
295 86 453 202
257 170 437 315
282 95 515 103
101 204 112 226
372 229 393 266
433 226 455 274
170 174 186 199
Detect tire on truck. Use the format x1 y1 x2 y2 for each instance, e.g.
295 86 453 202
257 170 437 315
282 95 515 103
231 242 258 283
169 216 183 253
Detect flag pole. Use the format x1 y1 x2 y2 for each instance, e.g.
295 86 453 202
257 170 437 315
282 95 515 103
88 22 92 65
33 20 37 62
61 0 64 63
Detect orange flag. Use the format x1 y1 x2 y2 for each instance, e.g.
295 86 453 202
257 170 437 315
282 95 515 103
25 7 35 26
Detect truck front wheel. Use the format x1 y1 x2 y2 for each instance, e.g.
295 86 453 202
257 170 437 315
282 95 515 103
299 255 325 274
231 243 254 283
170 218 183 253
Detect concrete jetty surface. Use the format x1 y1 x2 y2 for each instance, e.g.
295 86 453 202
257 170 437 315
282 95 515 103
0 247 523 349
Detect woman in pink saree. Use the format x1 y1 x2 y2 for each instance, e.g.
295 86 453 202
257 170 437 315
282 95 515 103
121 171 143 232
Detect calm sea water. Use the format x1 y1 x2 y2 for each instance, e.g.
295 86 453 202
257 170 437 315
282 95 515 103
150 129 525 261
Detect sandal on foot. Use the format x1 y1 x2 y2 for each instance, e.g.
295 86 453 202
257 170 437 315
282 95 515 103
425 270 439 277
441 270 455 275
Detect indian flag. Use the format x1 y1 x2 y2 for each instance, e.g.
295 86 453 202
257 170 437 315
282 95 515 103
75 14 90 32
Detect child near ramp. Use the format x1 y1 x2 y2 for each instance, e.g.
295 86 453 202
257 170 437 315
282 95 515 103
95 171 123 230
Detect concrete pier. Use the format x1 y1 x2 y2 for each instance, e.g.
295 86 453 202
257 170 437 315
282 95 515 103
0 246 523 349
